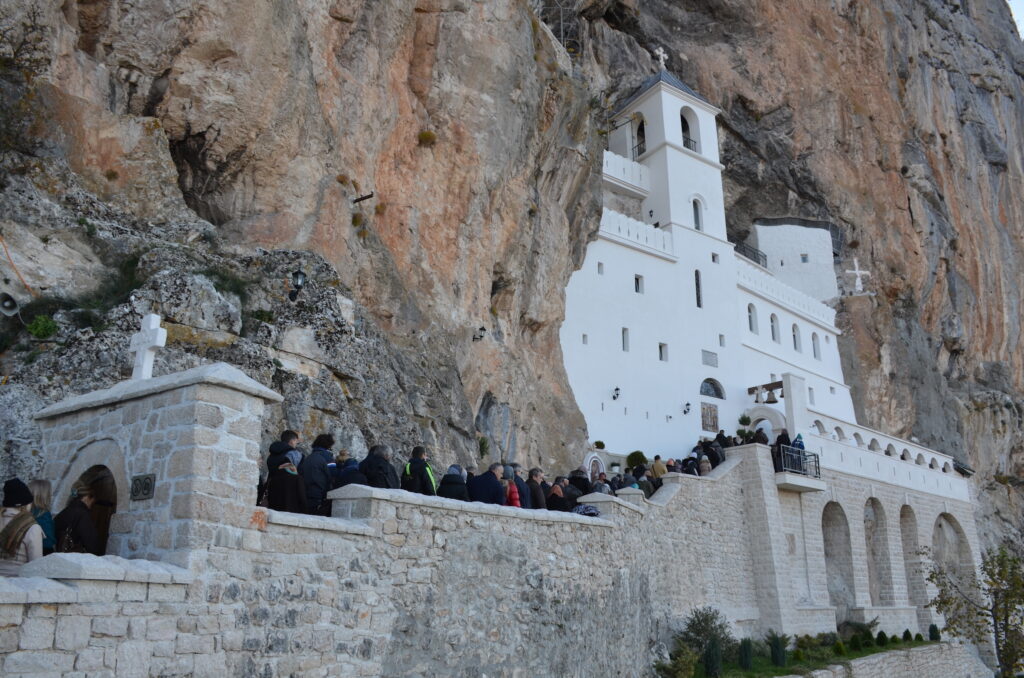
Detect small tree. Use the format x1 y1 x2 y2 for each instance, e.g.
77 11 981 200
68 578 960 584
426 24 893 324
902 629 913 642
925 541 1024 677
678 606 735 660
738 638 754 669
703 634 722 677
626 450 648 468
765 629 789 667
928 623 941 641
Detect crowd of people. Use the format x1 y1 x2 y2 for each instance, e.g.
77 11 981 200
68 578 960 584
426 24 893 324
0 477 105 575
258 428 751 517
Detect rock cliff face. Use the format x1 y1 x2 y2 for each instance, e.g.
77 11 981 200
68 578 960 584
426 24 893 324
1 0 1022 546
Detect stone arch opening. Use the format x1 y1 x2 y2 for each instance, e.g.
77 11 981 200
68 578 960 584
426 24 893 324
822 501 856 624
853 432 865 447
747 303 758 333
633 115 647 158
901 449 912 461
71 465 117 555
915 453 926 466
869 439 882 452
900 505 930 632
583 453 605 480
942 462 952 473
813 420 827 435
864 498 895 606
932 512 973 579
700 378 725 399
833 426 846 441
746 405 784 442
680 106 700 152
884 443 896 456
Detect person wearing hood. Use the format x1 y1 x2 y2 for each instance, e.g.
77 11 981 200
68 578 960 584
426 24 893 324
792 434 805 450
0 478 43 575
567 466 592 497
436 465 469 501
299 433 336 515
698 456 713 476
54 479 102 555
359 444 401 489
266 432 307 513
334 458 368 489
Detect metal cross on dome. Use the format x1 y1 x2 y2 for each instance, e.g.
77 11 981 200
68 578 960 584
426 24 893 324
845 258 871 294
654 46 668 71
129 313 167 380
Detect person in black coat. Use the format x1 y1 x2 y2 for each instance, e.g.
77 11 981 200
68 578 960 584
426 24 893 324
300 433 336 515
400 446 437 496
510 463 531 509
466 463 505 505
266 440 307 513
526 468 547 510
436 465 469 501
753 428 770 445
359 445 400 489
54 480 102 556
567 467 592 497
334 459 368 488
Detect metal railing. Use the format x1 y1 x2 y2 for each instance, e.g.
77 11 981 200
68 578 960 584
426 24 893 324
733 241 768 268
779 445 820 478
682 135 699 152
631 139 647 159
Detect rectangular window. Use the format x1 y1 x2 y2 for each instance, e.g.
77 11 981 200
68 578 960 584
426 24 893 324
718 334 726 347
701 350 718 367
830 386 836 395
701 402 719 432
581 333 588 345
658 343 669 361
634 274 644 294
694 270 703 308
711 253 719 263
597 261 604 275
808 387 815 405
621 328 629 352
800 253 809 263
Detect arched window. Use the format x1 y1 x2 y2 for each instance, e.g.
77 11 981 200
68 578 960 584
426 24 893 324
692 199 702 231
770 314 780 343
694 270 702 308
634 117 647 159
812 333 821 360
792 324 802 352
680 107 699 152
700 378 725 399
747 304 758 334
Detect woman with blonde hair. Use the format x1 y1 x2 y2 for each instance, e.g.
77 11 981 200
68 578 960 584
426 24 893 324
28 479 56 555
54 480 101 555
0 478 43 575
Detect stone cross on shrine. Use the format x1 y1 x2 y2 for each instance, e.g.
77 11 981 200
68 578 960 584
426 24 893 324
128 313 167 380
654 46 668 71
845 258 871 293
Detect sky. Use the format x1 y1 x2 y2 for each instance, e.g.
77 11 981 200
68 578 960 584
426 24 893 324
1010 0 1024 38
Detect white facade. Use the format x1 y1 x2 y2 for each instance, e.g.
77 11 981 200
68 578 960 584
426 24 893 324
561 70 966 502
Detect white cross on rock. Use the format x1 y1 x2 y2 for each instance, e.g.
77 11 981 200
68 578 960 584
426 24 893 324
654 46 668 71
129 313 167 380
845 258 871 294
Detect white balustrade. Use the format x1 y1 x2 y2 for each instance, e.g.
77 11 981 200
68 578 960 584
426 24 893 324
736 255 835 326
602 150 650 195
599 208 674 257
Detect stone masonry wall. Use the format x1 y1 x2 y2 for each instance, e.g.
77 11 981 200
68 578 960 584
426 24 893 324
783 641 991 678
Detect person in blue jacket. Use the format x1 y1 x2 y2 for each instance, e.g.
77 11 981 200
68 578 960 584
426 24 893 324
466 462 505 505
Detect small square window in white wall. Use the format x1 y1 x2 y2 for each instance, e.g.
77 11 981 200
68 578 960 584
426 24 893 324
597 262 604 275
621 327 629 351
719 334 725 347
658 343 669 361
711 253 719 263
634 274 644 294
582 334 588 345
800 253 809 263
830 386 836 394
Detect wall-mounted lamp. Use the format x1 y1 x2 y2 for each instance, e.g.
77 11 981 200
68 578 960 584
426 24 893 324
682 402 691 415
648 210 654 218
612 387 621 400
288 270 307 302
0 293 21 319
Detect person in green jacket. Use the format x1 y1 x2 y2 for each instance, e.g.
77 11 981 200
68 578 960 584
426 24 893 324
400 446 436 496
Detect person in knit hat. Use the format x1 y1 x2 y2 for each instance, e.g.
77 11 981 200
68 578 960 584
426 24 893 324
0 478 43 576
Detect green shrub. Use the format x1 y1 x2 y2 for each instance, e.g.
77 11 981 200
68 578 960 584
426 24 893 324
679 606 735 661
765 629 789 667
249 309 275 324
928 624 940 641
849 635 863 651
417 129 437 147
738 414 752 426
902 629 913 642
703 634 722 677
352 212 364 227
477 436 489 459
626 450 648 468
876 631 888 646
654 644 698 678
795 634 816 650
816 632 839 647
26 314 57 339
792 649 806 662
832 640 847 656
738 638 753 669
914 633 924 642
860 631 875 648
593 440 605 449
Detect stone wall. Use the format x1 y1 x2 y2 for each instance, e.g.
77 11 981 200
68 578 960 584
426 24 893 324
782 642 992 678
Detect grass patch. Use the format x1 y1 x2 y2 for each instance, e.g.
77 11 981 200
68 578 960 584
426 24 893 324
692 640 937 677
25 314 57 339
198 267 249 303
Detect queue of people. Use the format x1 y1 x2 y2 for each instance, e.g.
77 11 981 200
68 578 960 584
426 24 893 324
0 477 105 576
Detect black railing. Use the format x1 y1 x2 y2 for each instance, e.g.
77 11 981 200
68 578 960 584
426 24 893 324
683 135 699 152
779 445 821 478
733 241 768 268
632 140 647 159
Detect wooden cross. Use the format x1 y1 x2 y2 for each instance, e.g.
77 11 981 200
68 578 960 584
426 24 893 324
654 46 668 71
844 258 871 293
129 314 167 380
